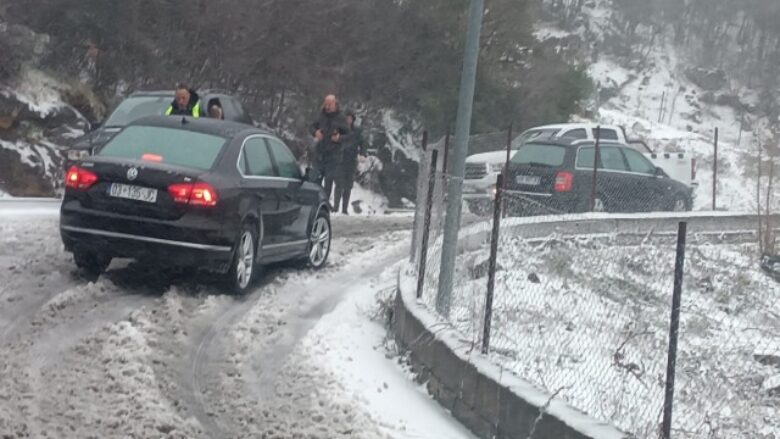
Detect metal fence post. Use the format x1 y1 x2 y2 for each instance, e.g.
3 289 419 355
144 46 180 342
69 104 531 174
661 221 687 439
482 173 503 355
417 149 439 299
436 0 485 316
713 128 718 211
502 124 513 217
410 131 429 262
590 126 602 212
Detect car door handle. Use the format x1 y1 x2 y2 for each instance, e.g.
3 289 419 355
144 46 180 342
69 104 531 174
282 193 293 201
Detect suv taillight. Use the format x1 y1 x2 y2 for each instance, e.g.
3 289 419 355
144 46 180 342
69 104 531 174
167 182 218 207
65 166 98 190
554 171 573 192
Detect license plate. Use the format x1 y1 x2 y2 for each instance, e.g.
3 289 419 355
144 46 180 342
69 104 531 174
515 175 541 186
109 183 158 203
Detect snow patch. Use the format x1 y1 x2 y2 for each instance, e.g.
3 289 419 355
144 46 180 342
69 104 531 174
2 69 66 117
381 109 421 162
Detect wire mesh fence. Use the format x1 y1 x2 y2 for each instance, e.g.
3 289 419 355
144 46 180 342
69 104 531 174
410 145 780 437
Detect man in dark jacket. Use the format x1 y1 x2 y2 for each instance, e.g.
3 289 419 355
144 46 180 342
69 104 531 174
165 84 202 117
334 110 367 214
310 95 349 203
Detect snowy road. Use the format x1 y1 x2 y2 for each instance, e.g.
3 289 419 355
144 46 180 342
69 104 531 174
0 202 474 439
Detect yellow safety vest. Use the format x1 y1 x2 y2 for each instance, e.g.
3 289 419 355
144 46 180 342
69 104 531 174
165 101 201 117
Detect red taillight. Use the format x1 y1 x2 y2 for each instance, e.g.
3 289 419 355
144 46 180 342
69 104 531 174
167 182 218 207
554 171 573 192
141 153 163 162
65 166 98 190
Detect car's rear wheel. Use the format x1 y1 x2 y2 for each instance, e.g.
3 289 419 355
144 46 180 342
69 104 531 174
592 196 607 213
302 212 331 270
671 196 689 212
73 250 111 278
226 224 257 294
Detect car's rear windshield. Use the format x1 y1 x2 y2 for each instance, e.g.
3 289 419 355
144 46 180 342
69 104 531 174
98 126 227 170
511 142 566 167
104 96 171 127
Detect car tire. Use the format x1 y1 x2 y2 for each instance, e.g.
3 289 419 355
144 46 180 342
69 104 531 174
670 195 689 212
300 210 331 270
73 250 111 278
466 201 490 217
225 223 258 294
592 196 607 213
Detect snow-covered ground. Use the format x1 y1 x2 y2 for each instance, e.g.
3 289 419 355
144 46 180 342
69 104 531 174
0 205 471 438
421 228 780 438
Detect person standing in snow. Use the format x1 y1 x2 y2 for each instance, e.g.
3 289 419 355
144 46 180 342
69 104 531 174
165 84 203 117
310 95 349 205
333 110 367 214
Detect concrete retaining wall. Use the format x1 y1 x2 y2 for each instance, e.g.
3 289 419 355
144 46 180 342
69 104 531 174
393 269 630 439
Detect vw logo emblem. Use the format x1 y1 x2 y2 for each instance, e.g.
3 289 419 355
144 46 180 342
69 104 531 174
127 168 139 181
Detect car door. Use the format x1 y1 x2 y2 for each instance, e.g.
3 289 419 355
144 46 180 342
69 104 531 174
575 145 631 212
266 137 311 253
622 147 669 211
238 136 284 255
597 146 633 212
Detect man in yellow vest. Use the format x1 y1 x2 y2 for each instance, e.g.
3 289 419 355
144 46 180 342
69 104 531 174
165 84 202 117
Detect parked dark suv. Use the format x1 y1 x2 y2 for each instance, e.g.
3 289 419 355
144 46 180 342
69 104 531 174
504 139 694 215
66 90 252 164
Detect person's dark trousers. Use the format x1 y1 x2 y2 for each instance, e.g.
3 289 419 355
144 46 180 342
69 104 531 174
323 174 336 206
334 164 356 214
319 164 338 208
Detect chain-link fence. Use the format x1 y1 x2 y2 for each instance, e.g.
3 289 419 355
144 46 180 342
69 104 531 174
410 142 780 437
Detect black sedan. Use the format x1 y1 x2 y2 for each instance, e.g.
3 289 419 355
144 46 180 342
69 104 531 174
504 139 694 215
60 116 331 293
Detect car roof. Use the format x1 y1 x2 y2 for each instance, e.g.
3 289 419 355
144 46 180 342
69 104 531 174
127 89 239 98
128 115 269 138
527 123 622 132
526 138 628 148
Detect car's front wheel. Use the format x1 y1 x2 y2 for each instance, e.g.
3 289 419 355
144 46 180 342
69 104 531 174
226 224 257 294
303 212 331 270
73 250 111 278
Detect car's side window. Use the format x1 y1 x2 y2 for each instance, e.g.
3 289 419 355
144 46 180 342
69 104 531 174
600 147 628 171
576 147 595 168
594 128 619 141
623 148 656 174
266 138 301 179
242 137 275 177
562 128 587 140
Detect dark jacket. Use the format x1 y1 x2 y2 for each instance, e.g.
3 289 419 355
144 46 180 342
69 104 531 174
340 124 366 169
310 110 349 166
165 89 202 117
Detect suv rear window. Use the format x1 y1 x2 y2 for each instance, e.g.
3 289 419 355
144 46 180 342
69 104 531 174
98 125 227 170
511 143 566 167
103 96 171 127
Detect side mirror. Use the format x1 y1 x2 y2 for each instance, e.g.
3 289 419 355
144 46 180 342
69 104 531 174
654 166 666 178
91 121 103 131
